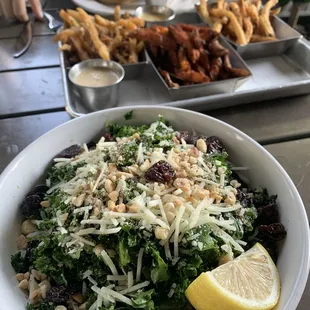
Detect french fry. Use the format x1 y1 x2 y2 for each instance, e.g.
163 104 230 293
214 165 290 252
198 0 213 25
114 5 121 21
67 9 81 22
229 3 243 27
217 0 225 9
70 36 90 61
58 44 72 52
247 4 259 25
136 41 144 54
77 8 110 60
250 34 277 42
238 0 248 16
252 0 262 10
270 7 281 16
210 8 247 44
60 9 79 27
55 6 147 64
243 17 253 44
116 19 137 31
94 14 114 27
53 28 76 43
258 0 278 37
128 38 138 63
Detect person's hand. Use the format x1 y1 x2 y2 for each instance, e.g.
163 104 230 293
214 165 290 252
0 0 43 22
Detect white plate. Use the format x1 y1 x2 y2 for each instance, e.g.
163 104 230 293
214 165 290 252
0 106 309 309
71 0 197 15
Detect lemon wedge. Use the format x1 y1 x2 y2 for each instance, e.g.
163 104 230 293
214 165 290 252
185 243 280 310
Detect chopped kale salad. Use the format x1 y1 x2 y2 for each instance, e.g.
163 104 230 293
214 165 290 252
11 114 286 310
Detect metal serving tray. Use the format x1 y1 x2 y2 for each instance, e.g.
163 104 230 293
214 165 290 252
197 3 302 59
58 12 310 117
147 37 251 101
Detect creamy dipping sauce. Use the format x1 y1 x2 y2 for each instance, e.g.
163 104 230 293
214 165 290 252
74 67 119 87
141 12 168 22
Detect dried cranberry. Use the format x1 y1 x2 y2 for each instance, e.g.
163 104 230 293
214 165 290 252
21 194 42 219
28 184 48 200
145 160 176 183
236 189 253 208
206 136 223 154
103 133 115 142
257 203 280 225
57 144 82 159
46 285 69 305
258 223 287 242
177 131 198 145
87 141 96 150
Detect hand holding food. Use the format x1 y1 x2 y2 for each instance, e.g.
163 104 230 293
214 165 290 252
130 24 250 88
0 0 43 22
54 6 145 65
196 0 280 45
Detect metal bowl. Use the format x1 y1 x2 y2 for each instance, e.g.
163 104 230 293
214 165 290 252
68 59 125 112
135 5 175 25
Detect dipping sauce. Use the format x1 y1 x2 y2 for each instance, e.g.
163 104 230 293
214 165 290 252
74 67 119 87
140 12 168 22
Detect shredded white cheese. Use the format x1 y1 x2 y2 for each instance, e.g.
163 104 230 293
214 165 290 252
101 249 118 275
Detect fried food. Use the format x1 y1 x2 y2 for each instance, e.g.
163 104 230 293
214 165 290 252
54 7 145 65
196 0 279 45
210 8 247 44
130 24 250 88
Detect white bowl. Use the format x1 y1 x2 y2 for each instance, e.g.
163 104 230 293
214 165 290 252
0 106 309 309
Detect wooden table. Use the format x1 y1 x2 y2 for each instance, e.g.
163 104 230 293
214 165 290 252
0 1 309 308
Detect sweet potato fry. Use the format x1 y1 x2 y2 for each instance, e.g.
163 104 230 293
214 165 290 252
191 31 206 50
209 57 222 81
208 39 229 57
168 25 200 63
223 54 250 77
159 69 179 88
198 27 219 42
174 69 210 84
178 48 191 71
130 29 177 50
199 51 211 71
169 50 179 68
210 8 247 44
151 25 169 35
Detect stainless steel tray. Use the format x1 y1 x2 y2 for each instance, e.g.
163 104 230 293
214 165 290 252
58 14 310 117
147 37 251 100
